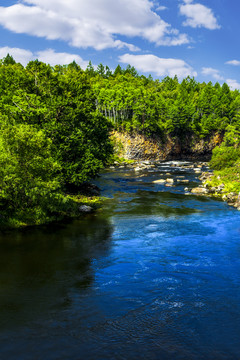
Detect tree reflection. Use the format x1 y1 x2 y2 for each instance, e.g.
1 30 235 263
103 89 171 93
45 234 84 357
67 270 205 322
0 215 113 328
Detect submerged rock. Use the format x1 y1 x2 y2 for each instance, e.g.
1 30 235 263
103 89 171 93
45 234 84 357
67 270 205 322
177 179 189 183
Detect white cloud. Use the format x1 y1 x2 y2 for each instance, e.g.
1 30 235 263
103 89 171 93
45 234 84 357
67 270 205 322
225 60 240 66
226 79 240 91
179 1 220 30
119 53 197 78
201 67 224 81
0 1 190 50
0 46 90 68
156 5 167 11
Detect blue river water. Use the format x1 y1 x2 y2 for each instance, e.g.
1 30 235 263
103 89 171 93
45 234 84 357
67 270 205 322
0 161 240 359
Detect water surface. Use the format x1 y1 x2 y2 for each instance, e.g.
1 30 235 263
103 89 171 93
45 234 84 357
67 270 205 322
0 162 240 360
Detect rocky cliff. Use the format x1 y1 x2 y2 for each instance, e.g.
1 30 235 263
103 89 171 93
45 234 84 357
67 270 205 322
112 131 223 161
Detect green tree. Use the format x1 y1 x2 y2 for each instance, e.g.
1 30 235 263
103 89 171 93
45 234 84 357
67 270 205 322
0 118 63 224
2 53 16 66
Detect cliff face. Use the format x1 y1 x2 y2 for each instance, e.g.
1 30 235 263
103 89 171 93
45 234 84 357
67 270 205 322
112 131 223 161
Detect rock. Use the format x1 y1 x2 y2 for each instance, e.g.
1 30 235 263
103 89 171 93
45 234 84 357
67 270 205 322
216 184 225 193
177 179 189 183
191 187 209 195
208 187 216 194
199 172 213 182
222 192 237 204
153 179 166 184
79 205 93 213
166 178 174 183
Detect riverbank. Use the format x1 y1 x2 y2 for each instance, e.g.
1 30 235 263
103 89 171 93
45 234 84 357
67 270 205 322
0 187 103 230
195 170 240 210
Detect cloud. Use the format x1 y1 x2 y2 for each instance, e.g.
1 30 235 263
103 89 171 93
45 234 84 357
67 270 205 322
156 5 167 11
225 60 240 66
226 79 240 91
0 1 190 50
119 53 197 78
0 46 90 68
201 67 224 81
179 1 220 30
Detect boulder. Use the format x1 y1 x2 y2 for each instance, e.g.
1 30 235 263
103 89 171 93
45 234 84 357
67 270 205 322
79 205 93 213
191 187 209 195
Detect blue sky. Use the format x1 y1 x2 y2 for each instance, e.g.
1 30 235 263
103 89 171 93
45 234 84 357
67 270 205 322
0 0 239 89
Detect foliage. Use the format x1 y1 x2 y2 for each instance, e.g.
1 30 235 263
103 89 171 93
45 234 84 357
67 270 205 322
208 124 240 196
91 72 239 138
210 125 240 170
0 58 113 227
0 60 113 187
0 117 64 225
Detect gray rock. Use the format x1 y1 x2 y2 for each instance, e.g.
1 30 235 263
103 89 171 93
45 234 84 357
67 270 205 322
79 205 93 213
208 187 216 194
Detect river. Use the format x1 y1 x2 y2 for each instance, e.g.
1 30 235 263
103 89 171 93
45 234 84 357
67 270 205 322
0 161 240 360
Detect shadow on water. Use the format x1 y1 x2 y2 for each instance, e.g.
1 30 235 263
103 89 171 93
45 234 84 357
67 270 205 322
0 215 113 330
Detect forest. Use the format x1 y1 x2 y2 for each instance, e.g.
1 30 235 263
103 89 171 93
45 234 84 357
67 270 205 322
0 54 240 227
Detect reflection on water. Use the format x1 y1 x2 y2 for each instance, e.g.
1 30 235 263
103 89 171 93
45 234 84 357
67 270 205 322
0 161 240 360
0 217 113 329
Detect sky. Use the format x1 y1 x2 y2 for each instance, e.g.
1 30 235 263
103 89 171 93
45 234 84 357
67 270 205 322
0 0 239 89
